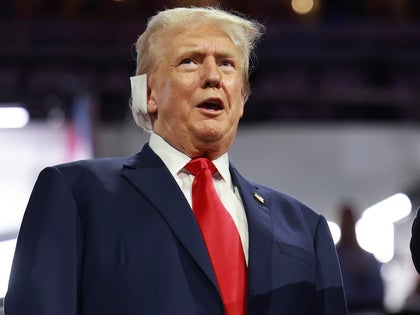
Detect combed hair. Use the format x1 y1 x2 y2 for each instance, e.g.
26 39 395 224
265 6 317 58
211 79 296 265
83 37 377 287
131 6 265 131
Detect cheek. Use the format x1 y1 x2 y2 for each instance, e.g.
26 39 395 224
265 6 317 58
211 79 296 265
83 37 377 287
233 100 244 120
227 78 245 107
226 75 243 93
230 83 245 118
166 75 197 102
152 77 178 112
178 75 199 94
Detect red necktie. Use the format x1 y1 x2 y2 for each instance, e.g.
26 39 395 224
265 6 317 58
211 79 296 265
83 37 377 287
185 158 247 315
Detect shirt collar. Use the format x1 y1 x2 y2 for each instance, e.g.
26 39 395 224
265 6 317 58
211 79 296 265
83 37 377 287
149 133 233 188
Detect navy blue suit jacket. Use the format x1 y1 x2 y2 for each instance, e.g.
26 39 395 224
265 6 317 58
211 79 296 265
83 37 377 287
6 144 347 315
411 208 420 273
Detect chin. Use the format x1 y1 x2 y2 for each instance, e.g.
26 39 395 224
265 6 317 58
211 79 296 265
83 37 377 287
198 124 224 138
194 121 236 143
198 132 224 143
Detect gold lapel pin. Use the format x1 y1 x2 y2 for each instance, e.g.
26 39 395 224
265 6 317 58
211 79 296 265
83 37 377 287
253 192 265 205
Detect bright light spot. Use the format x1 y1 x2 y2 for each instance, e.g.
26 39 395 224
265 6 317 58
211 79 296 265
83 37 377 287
0 106 29 128
355 193 412 263
327 221 341 244
362 193 412 223
291 0 314 15
0 239 17 298
0 190 25 241
356 218 394 263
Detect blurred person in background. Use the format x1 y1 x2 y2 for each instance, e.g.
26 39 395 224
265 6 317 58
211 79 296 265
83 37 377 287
401 275 420 314
336 204 384 313
5 6 347 315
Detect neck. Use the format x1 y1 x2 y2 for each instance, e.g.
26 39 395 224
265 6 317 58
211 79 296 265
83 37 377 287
157 133 231 160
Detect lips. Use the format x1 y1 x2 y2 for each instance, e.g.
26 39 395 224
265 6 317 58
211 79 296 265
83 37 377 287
197 98 224 111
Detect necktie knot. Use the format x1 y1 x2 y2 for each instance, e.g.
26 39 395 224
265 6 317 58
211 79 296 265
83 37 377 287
185 158 217 176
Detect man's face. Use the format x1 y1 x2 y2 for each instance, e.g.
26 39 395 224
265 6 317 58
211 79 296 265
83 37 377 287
147 23 245 159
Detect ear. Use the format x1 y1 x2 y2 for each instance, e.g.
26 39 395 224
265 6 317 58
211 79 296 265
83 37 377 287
147 78 158 114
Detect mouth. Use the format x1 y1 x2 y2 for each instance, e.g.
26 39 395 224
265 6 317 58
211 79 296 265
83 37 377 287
197 98 224 111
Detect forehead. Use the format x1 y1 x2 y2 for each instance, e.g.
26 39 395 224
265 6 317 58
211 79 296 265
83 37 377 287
162 23 240 56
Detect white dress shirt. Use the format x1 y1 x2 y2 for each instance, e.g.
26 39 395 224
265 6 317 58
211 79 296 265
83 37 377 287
149 133 249 264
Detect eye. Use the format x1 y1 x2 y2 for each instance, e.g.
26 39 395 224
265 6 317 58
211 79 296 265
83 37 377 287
180 58 194 65
178 58 198 70
219 60 235 69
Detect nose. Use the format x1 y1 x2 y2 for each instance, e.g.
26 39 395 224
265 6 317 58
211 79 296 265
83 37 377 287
201 58 221 88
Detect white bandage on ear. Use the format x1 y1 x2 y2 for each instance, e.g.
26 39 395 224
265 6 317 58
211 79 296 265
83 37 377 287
130 74 152 131
130 74 148 115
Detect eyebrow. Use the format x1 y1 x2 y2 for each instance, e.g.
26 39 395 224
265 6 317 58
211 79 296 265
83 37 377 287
176 45 239 60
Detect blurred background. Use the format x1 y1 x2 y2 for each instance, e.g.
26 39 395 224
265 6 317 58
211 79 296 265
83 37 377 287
0 0 420 314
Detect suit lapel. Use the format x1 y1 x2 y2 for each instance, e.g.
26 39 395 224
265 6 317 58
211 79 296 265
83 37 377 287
121 144 218 289
120 147 274 299
230 165 274 296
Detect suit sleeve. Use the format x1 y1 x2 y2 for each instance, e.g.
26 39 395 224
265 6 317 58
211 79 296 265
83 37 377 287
411 208 420 273
5 166 83 315
314 215 348 315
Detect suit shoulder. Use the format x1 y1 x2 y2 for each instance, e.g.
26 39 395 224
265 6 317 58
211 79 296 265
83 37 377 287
54 156 127 172
37 156 129 185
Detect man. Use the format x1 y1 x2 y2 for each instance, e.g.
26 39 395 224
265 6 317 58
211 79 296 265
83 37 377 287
5 7 348 315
